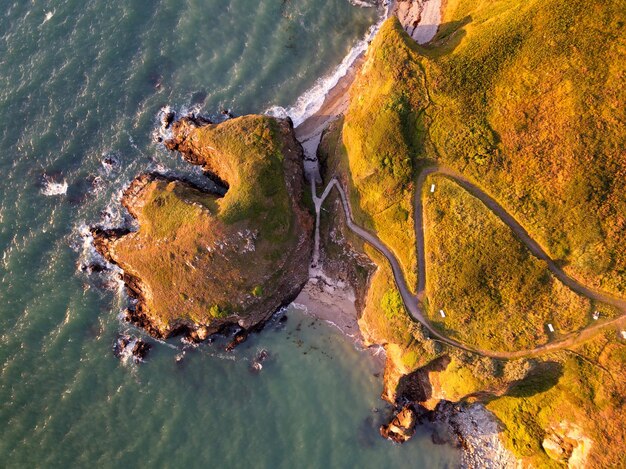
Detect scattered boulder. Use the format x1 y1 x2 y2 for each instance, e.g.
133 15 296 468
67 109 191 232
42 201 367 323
542 423 592 468
226 330 248 351
187 326 210 342
79 261 108 275
113 334 152 364
102 153 121 173
543 433 573 463
249 348 270 374
379 405 417 443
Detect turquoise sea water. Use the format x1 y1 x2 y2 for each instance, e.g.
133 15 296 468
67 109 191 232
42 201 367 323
0 1 460 467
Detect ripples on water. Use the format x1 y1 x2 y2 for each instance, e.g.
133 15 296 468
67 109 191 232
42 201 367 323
0 1 459 466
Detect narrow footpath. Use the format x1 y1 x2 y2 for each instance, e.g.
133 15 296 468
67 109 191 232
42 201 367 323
311 170 626 360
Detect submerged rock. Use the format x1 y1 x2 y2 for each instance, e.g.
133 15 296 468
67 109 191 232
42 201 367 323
226 331 248 352
248 348 270 374
114 334 152 364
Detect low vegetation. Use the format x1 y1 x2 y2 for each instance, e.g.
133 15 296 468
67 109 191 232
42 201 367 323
428 0 626 295
325 0 626 464
342 22 432 292
423 175 593 352
108 116 311 331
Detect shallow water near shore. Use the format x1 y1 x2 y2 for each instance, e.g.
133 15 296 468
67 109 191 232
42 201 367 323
0 0 459 466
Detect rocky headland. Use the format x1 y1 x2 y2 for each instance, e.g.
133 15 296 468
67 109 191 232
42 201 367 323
292 0 626 465
93 114 313 343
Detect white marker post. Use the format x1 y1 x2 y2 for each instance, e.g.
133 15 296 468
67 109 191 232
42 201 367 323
547 323 555 333
621 331 626 340
430 184 436 193
439 309 446 318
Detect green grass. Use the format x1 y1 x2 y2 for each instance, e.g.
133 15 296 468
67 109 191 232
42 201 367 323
331 3 626 464
424 0 626 295
342 21 431 293
111 116 308 329
485 331 626 467
423 175 591 352
186 116 293 242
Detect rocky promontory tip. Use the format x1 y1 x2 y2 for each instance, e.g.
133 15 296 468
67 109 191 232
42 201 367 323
93 113 313 343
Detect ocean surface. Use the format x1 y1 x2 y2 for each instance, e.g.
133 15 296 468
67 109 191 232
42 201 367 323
0 0 460 467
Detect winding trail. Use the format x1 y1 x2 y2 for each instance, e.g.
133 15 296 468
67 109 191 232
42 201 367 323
311 167 626 359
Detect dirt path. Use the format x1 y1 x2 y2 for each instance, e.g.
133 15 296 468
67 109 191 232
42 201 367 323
313 171 626 359
299 0 625 358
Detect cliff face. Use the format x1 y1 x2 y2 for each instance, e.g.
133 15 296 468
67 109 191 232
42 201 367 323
93 115 313 340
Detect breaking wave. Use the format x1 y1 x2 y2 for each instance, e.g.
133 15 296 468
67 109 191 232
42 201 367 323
265 1 390 127
41 175 68 196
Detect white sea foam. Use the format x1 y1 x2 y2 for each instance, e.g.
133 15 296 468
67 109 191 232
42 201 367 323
41 175 68 196
265 5 388 127
347 0 378 7
42 11 54 24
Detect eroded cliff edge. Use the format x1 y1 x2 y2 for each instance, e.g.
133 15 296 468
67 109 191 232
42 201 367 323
93 115 313 340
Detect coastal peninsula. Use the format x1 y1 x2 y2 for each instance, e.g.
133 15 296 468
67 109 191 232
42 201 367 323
93 115 312 341
91 0 626 467
298 0 626 466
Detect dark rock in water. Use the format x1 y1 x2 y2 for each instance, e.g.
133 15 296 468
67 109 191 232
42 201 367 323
102 153 121 173
188 113 212 126
379 405 417 443
149 71 163 89
80 261 108 274
279 315 288 323
431 428 451 446
113 334 152 363
220 107 235 119
256 348 269 363
248 349 270 374
161 110 177 129
132 340 151 360
225 330 248 351
91 175 105 192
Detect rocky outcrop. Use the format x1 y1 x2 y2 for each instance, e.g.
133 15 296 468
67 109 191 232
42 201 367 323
429 401 518 469
542 423 592 468
92 113 313 345
379 404 419 443
114 334 152 364
375 350 518 465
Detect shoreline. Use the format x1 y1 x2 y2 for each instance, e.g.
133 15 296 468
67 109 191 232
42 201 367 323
290 0 442 337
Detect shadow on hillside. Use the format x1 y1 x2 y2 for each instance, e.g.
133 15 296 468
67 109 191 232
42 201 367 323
421 15 473 56
395 354 452 404
505 360 563 398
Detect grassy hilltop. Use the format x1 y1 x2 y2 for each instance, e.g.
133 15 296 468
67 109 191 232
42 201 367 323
320 0 626 465
97 116 312 337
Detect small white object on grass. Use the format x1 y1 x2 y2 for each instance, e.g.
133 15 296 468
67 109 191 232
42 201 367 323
592 311 600 320
430 184 436 193
547 323 555 333
439 309 446 318
621 330 626 340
